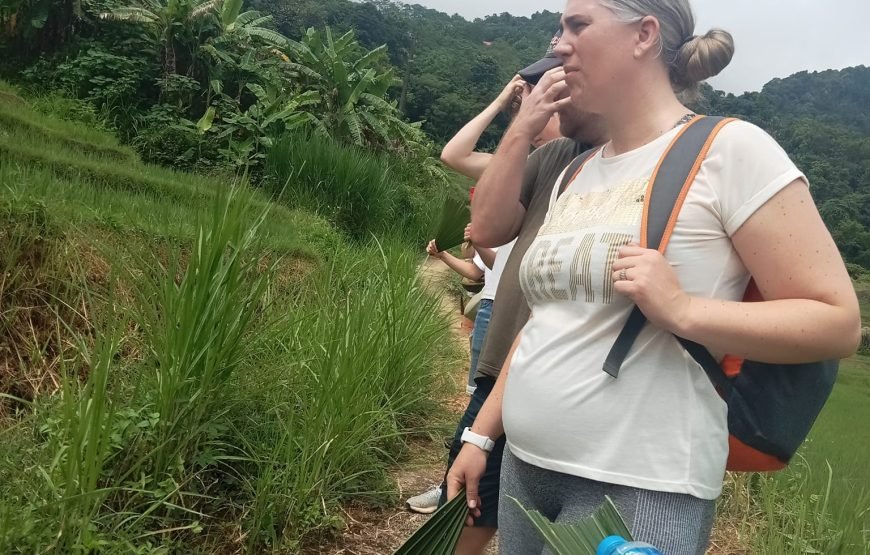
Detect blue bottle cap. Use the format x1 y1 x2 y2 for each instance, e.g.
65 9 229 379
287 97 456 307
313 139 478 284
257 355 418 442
597 535 627 555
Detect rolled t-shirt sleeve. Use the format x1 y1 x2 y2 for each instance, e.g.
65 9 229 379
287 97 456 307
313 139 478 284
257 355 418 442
707 121 808 237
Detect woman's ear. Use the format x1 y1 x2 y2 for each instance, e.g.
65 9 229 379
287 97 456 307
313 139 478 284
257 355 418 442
634 15 661 59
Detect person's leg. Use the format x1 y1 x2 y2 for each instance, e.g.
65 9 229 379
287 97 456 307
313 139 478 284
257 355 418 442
436 377 502 554
455 526 497 555
625 488 715 555
467 300 493 394
498 448 563 554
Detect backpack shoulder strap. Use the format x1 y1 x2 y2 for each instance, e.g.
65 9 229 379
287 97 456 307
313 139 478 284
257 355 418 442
557 146 602 198
603 116 738 379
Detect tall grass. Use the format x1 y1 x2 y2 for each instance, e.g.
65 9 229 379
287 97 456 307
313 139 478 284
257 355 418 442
267 133 400 239
128 186 274 487
45 327 121 553
232 240 454 551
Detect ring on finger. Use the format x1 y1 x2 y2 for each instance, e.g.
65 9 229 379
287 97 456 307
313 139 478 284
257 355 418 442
619 269 628 281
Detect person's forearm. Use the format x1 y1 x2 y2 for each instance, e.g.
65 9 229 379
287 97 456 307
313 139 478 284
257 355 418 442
470 332 522 440
440 102 501 180
476 247 497 269
439 252 484 282
674 297 860 363
470 126 532 247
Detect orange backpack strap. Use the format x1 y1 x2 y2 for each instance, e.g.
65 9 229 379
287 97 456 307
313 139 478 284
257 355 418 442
603 116 737 378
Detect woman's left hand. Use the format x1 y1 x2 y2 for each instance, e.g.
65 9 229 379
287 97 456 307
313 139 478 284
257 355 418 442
612 245 691 332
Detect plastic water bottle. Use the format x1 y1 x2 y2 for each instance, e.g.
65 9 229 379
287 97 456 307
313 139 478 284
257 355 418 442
596 535 664 555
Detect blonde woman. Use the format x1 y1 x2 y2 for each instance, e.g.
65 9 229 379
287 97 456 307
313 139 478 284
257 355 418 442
450 1 860 553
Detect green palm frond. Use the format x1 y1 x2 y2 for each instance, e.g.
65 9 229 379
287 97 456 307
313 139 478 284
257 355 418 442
360 92 396 113
359 110 392 146
511 496 633 555
286 63 323 83
190 0 218 19
239 12 271 28
99 7 158 23
218 0 242 27
333 29 356 53
354 44 388 71
247 28 289 47
293 90 322 109
394 489 468 554
344 112 364 145
434 195 470 252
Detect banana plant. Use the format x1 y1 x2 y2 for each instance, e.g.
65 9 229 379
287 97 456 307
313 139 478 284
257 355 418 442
212 83 321 166
284 27 426 151
99 0 218 76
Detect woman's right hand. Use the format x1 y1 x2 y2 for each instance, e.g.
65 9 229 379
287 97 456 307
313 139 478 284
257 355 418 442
494 75 526 113
426 239 443 258
446 443 489 526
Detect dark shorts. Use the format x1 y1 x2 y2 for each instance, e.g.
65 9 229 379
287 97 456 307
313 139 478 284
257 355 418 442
438 375 505 528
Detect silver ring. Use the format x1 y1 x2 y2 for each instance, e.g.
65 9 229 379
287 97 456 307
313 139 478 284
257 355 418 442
619 269 628 281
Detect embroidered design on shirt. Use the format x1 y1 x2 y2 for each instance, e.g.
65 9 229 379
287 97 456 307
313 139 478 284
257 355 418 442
539 178 648 236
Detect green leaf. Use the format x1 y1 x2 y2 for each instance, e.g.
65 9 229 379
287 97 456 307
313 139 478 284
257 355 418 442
196 107 216 134
394 489 468 554
220 0 243 28
434 195 470 252
511 496 634 555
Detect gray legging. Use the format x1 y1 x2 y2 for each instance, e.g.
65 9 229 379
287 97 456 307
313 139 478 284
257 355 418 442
498 448 715 555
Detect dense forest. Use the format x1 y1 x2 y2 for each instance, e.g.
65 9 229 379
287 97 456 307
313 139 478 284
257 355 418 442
1 0 869 268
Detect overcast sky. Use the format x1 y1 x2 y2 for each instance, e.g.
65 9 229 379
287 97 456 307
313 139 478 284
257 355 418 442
406 0 870 94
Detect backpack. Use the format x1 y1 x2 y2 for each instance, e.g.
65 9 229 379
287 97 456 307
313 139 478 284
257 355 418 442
557 115 838 472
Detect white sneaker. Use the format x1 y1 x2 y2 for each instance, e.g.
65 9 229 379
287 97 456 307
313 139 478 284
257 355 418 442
406 484 443 514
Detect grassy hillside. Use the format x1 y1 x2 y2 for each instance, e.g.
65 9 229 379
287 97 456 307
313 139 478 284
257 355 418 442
0 84 458 553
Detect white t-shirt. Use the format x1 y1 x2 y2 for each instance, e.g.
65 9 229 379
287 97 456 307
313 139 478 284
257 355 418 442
503 121 806 500
473 239 517 301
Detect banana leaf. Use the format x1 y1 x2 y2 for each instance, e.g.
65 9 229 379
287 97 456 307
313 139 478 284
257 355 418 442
394 488 468 555
511 495 633 555
433 195 469 252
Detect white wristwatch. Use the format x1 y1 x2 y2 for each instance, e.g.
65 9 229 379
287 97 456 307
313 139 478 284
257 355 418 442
460 427 495 453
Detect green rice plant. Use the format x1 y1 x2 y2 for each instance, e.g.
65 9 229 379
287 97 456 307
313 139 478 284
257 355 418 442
513 496 633 555
128 185 274 488
433 194 469 252
393 489 468 554
266 133 399 239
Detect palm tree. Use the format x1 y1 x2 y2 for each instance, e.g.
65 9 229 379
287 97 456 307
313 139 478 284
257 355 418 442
99 0 218 76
